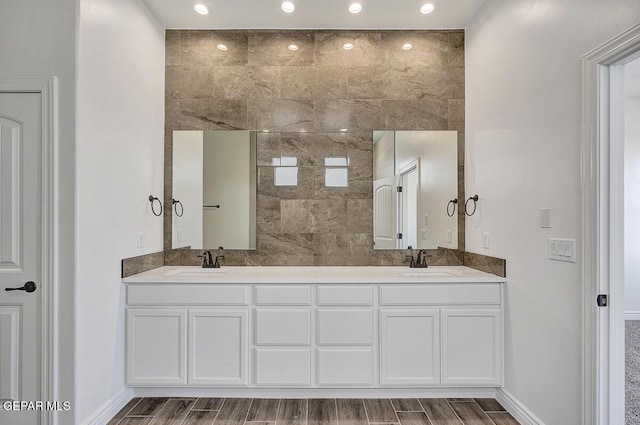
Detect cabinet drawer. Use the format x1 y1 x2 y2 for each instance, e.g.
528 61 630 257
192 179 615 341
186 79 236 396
255 349 311 386
255 309 311 345
380 284 500 305
127 285 248 306
317 286 373 305
317 309 373 345
255 286 310 305
317 349 373 386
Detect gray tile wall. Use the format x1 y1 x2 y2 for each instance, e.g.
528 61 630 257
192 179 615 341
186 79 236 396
164 30 466 266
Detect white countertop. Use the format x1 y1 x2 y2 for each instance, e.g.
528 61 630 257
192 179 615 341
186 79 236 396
123 266 505 284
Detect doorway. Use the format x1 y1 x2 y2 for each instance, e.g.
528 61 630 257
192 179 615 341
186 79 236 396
581 24 640 425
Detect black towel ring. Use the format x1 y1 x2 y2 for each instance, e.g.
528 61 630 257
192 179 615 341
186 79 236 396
465 195 479 216
172 199 184 217
447 198 458 217
148 195 163 217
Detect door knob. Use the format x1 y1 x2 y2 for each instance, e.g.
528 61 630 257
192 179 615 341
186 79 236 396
5 281 37 293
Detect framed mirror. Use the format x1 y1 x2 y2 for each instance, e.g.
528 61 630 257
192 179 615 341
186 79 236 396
373 130 458 250
172 130 257 250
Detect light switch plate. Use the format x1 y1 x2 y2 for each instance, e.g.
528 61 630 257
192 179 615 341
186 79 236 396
177 229 183 242
541 208 552 228
548 238 576 262
137 232 144 248
447 230 452 243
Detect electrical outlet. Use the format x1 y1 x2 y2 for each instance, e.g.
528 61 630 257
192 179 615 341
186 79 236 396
424 215 429 226
548 238 576 262
177 229 183 242
482 232 490 249
137 232 144 248
420 229 427 240
447 230 452 243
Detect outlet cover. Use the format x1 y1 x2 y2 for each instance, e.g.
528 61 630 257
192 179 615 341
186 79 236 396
482 232 490 249
137 232 144 248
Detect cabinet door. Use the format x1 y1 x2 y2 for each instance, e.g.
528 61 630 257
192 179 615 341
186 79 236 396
441 309 502 386
380 309 440 386
126 308 187 385
188 310 248 386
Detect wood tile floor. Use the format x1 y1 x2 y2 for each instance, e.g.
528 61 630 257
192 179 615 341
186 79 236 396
107 398 520 425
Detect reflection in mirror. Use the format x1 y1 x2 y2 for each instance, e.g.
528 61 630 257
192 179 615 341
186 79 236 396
172 130 257 250
373 131 458 250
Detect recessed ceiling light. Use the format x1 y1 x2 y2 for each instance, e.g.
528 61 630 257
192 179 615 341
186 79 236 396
281 1 295 13
288 44 299 51
343 43 354 50
340 128 349 132
194 4 209 15
216 44 228 51
402 43 413 50
420 3 435 14
349 3 362 13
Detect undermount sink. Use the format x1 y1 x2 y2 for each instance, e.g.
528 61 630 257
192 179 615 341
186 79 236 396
164 268 227 277
402 268 454 277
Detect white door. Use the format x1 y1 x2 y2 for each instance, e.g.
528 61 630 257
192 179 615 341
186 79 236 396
373 175 398 249
0 93 42 424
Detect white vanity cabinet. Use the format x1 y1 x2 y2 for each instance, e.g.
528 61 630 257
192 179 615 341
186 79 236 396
316 286 374 387
126 285 250 387
253 285 312 386
379 283 503 387
123 266 505 392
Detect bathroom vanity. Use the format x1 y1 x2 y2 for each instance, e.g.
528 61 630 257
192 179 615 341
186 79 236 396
123 266 505 394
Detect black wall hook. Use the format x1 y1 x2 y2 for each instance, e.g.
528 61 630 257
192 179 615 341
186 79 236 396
447 198 458 217
172 199 184 217
148 195 163 217
465 195 479 216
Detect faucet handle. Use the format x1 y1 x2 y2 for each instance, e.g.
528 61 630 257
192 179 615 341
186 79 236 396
196 253 208 267
404 254 415 268
213 255 225 268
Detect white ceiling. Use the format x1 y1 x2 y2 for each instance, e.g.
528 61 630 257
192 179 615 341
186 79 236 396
143 0 486 30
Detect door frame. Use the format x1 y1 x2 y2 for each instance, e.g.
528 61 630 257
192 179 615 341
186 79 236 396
0 78 56 425
581 24 640 425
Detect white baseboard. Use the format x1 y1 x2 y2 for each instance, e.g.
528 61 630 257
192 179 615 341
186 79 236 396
132 387 496 399
80 387 133 425
495 388 546 425
625 311 640 320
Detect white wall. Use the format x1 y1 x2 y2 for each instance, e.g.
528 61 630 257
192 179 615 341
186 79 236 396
172 131 204 249
373 131 395 180
75 0 164 422
625 90 640 315
0 1 77 423
466 1 640 423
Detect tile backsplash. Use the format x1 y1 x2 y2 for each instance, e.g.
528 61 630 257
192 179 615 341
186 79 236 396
164 29 466 266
